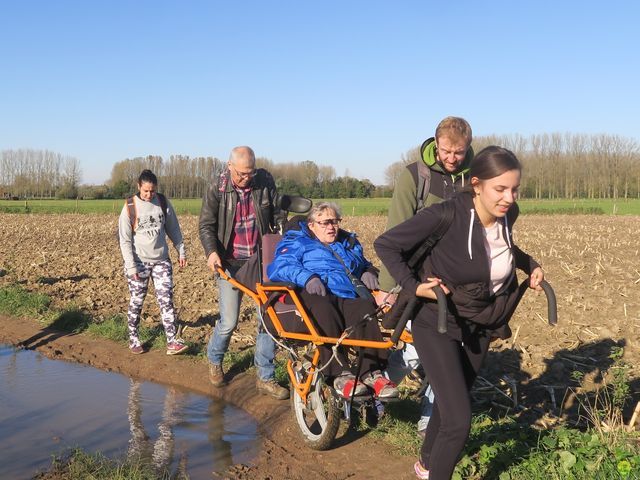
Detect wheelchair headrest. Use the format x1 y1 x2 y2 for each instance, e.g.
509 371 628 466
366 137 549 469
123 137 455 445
279 195 312 214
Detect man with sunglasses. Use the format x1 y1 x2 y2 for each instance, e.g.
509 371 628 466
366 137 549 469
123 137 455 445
377 116 474 438
199 146 288 399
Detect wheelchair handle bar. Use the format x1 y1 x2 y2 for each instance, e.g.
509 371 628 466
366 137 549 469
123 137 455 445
390 285 448 343
539 279 557 326
390 280 556 341
433 285 448 333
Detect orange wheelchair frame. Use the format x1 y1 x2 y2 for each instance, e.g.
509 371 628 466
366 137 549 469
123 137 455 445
214 226 557 450
216 267 413 403
216 264 425 450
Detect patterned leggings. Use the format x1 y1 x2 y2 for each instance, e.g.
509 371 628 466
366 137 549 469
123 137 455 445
126 259 178 347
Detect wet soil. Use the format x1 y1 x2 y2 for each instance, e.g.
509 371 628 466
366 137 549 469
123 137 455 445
1 213 640 478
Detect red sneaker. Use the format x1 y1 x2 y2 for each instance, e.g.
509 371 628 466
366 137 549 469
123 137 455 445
166 341 189 355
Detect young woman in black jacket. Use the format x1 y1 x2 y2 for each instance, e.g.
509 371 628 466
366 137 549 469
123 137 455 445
374 146 544 480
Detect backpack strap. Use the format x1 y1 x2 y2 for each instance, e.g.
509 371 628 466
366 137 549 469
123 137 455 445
406 161 432 213
156 192 168 218
124 193 167 232
125 196 137 231
407 200 455 270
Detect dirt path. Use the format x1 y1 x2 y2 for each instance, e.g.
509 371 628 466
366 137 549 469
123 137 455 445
0 314 417 480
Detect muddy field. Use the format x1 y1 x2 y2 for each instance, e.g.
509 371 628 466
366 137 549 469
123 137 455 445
1 212 639 477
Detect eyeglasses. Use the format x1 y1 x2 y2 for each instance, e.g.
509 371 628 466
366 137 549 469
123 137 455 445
230 165 256 179
315 219 341 227
436 146 467 159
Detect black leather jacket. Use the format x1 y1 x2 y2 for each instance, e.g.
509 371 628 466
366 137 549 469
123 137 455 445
198 167 286 260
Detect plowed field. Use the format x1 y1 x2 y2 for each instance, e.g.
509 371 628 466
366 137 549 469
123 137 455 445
1 212 639 478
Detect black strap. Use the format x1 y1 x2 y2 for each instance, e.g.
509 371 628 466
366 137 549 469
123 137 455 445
326 244 374 301
407 200 455 270
156 192 168 218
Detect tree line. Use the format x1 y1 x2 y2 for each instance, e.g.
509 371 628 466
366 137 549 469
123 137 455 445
3 132 640 200
386 133 640 199
0 149 81 199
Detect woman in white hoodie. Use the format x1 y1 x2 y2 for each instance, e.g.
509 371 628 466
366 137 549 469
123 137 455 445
118 169 188 355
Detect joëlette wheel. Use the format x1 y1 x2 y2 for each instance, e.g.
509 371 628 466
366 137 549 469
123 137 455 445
290 372 341 450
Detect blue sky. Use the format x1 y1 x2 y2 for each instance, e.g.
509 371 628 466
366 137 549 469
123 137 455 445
1 1 638 185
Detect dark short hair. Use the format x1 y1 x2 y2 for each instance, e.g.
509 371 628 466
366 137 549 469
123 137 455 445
470 146 521 181
138 169 158 185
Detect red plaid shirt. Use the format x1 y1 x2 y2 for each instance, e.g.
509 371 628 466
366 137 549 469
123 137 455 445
229 186 259 259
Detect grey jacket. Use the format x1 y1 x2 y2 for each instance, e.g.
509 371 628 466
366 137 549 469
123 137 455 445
198 167 285 261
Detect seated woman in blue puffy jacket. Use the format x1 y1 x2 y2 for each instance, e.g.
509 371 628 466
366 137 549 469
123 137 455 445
267 201 398 400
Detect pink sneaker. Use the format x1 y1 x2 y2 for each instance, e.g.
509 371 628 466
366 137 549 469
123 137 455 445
166 340 189 355
414 461 429 479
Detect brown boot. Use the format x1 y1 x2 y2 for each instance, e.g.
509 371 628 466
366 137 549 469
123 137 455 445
209 363 225 387
256 378 289 400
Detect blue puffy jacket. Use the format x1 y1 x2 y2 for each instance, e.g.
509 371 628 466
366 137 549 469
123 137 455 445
267 222 373 299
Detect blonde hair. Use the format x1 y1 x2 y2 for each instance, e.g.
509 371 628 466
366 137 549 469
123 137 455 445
435 116 472 144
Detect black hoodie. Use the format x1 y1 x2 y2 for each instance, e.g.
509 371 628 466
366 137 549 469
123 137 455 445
374 191 540 336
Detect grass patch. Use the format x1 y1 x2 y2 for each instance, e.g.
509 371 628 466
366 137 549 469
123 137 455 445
4 197 640 216
0 284 52 319
370 406 640 479
49 308 92 333
368 397 423 454
369 346 640 479
0 284 192 354
221 348 255 374
35 448 187 480
86 314 168 350
466 421 640 480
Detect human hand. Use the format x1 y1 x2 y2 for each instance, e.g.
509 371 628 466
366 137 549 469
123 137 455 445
415 277 450 300
305 277 326 296
373 290 397 308
529 267 544 290
179 257 187 268
360 271 379 290
207 252 222 272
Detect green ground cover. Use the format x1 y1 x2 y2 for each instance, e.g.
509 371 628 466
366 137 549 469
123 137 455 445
4 197 640 216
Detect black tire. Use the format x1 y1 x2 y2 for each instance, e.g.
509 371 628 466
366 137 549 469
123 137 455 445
290 371 341 450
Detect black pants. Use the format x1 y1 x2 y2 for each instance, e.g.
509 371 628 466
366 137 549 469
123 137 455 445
412 317 491 480
297 291 387 378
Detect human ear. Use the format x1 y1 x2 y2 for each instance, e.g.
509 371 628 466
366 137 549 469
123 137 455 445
471 177 481 195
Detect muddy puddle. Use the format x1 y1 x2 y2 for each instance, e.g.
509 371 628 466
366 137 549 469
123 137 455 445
0 344 259 479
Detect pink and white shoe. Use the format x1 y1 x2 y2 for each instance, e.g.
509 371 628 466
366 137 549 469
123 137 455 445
166 340 189 355
414 460 429 479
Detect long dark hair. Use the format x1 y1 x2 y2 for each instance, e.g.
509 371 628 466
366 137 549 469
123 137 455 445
470 146 521 181
138 169 158 186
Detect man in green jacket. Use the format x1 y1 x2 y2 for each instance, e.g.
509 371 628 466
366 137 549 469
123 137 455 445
379 116 473 437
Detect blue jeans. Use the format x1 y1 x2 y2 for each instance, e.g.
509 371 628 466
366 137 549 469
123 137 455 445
386 342 434 431
207 266 276 381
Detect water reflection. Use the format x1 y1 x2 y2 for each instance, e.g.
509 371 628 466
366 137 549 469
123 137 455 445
0 345 258 479
127 379 187 476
